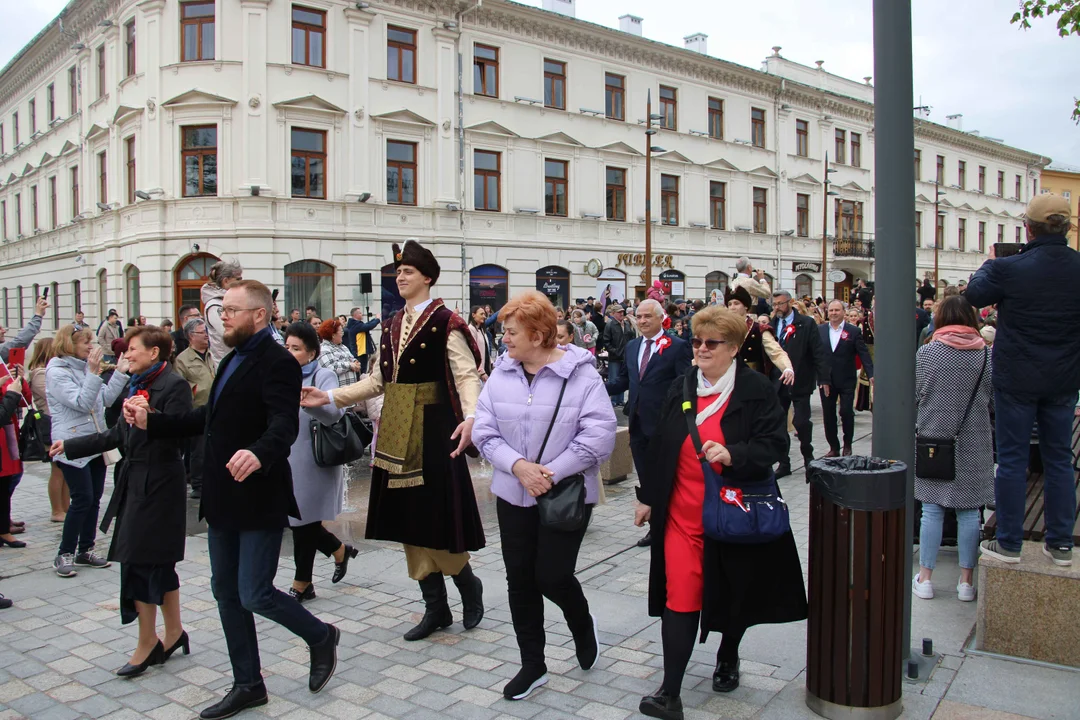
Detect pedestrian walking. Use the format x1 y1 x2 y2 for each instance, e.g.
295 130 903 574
0 365 30 550
472 291 616 700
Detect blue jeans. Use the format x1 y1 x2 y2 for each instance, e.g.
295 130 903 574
920 504 980 570
207 526 329 688
607 360 625 405
57 457 106 556
994 389 1078 551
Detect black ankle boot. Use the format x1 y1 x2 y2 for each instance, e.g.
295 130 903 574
404 573 452 641
712 658 740 692
639 688 684 720
451 563 484 630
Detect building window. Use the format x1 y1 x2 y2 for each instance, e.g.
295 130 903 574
68 66 78 114
50 282 59 328
1015 226 1022 242
544 60 566 110
47 84 55 122
835 129 846 164
474 45 498 97
795 119 809 157
97 151 107 205
660 174 678 226
292 6 326 68
796 193 809 237
73 280 82 315
0 123 4 154
978 221 986 252
30 186 38 230
17 287 23 326
958 218 966 251
708 98 724 140
290 128 326 199
605 73 624 121
958 160 966 189
997 224 1004 244
710 181 726 229
182 126 217 197
751 107 765 148
70 166 79 217
915 211 922 247
753 187 767 233
473 150 500 211
96 46 106 99
181 2 215 61
544 159 568 217
606 167 626 221
387 26 417 84
936 155 945 185
49 176 57 229
125 266 141 318
914 149 921 181
97 269 107 320
125 19 136 77
997 170 1004 196
28 99 36 134
978 165 986 193
125 136 136 204
1 201 5 240
659 86 677 130
12 112 18 145
386 140 417 205
936 213 944 248
14 195 21 236
1014 174 1022 200
285 260 334 319
850 132 861 168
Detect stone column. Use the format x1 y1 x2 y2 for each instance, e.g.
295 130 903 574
241 0 271 192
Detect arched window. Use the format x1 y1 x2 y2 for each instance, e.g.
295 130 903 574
97 268 108 321
380 262 404 321
596 268 627 305
51 282 59 328
705 270 729 300
16 286 23 326
174 253 220 321
659 269 686 299
795 273 814 299
468 265 508 313
536 266 571 309
285 260 335 320
2 288 8 326
72 280 82 316
125 265 141 319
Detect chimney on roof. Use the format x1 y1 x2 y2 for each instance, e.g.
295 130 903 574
815 60 825 69
771 46 782 57
863 76 872 85
946 113 963 131
543 0 576 17
619 14 642 36
684 33 707 54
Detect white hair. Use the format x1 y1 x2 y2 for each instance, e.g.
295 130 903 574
637 299 664 318
736 257 751 273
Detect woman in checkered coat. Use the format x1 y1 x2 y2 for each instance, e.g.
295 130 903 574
913 296 994 603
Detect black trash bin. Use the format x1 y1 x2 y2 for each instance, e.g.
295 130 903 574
805 456 907 720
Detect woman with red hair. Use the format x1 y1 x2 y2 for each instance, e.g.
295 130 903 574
317 319 361 387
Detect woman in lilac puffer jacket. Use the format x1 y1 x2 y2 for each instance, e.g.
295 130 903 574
472 291 617 703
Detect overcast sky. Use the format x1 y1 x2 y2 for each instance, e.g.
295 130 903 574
4 0 1077 166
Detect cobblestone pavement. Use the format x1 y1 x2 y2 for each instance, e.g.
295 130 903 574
0 401 1075 720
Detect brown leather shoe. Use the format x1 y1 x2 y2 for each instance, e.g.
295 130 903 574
842 445 853 456
823 449 839 458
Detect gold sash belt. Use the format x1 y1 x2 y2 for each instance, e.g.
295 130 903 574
373 381 446 488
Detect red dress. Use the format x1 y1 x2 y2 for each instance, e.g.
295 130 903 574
664 397 728 613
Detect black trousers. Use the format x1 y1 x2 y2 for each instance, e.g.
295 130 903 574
820 385 855 451
290 522 342 583
777 388 814 463
0 473 16 533
188 435 206 490
498 499 593 669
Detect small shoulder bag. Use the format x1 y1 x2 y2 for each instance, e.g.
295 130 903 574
915 348 987 482
309 369 366 468
534 377 588 532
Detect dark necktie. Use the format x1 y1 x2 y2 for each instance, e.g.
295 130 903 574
778 318 787 346
639 339 653 380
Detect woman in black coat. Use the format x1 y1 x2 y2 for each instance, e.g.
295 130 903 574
52 326 192 678
634 307 807 720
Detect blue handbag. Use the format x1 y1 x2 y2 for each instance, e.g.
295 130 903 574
683 372 790 544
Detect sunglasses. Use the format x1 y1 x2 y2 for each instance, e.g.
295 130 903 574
691 337 729 350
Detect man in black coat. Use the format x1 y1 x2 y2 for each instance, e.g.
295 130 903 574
601 304 633 406
818 300 873 457
127 280 339 720
607 298 693 545
171 305 200 358
770 290 831 478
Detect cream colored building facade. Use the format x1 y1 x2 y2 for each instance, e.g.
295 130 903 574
1038 166 1080 250
0 0 1050 331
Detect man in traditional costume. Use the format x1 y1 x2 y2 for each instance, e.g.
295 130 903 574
301 240 485 641
724 285 794 384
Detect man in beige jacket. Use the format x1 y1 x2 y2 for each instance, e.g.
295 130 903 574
173 317 215 498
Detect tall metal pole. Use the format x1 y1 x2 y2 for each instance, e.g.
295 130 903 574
872 0 917 662
645 89 653 289
821 152 830 301
933 182 942 287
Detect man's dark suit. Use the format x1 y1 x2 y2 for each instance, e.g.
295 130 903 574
607 333 693 486
772 311 831 468
818 321 873 453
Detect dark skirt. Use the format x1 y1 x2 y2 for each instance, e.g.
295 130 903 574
120 563 180 625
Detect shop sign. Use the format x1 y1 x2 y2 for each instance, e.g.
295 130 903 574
792 262 822 273
616 253 674 270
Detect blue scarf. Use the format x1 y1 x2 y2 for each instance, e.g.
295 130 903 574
301 359 320 380
128 361 167 397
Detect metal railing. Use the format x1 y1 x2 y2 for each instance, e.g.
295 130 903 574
833 233 875 258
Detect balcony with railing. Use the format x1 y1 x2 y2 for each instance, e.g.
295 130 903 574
832 232 875 259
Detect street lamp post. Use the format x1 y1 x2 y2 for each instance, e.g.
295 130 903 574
933 181 946 289
821 153 838 300
645 89 653 289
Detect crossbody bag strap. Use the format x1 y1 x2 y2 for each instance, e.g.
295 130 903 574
681 370 710 470
953 348 988 437
534 376 570 465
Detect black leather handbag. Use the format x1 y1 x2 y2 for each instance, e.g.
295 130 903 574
309 372 367 468
18 409 50 463
535 378 588 532
915 349 987 481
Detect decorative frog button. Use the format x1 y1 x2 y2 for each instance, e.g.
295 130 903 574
409 358 416 364
420 343 426 349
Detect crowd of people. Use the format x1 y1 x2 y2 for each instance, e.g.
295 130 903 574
0 191 1074 720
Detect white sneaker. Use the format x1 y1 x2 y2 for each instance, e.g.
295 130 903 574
912 574 934 599
957 582 976 602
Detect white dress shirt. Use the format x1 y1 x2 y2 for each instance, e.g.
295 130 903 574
637 329 666 370
829 322 844 351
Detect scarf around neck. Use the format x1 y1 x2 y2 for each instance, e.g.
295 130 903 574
695 361 737 426
932 325 986 351
128 361 167 398
301 359 320 379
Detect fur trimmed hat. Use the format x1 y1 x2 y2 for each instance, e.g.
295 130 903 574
724 284 753 310
392 239 440 285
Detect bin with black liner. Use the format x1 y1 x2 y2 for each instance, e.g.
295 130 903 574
805 456 907 720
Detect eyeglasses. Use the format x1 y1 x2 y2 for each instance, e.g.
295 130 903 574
221 307 261 318
189 330 208 337
691 337 730 350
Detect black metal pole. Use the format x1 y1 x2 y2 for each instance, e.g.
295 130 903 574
871 0 917 661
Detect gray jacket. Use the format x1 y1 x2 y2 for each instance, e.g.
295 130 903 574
288 364 346 526
45 355 129 468
0 314 42 363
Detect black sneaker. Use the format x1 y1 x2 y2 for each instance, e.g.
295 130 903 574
639 688 684 720
573 613 600 670
503 664 547 700
0 594 12 609
74 551 112 569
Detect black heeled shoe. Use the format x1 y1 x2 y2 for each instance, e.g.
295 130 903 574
0 538 27 548
116 640 164 677
332 544 358 584
290 585 316 603
712 658 740 692
639 688 684 720
163 631 190 662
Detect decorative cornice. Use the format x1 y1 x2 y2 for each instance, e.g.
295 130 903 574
914 120 1049 168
